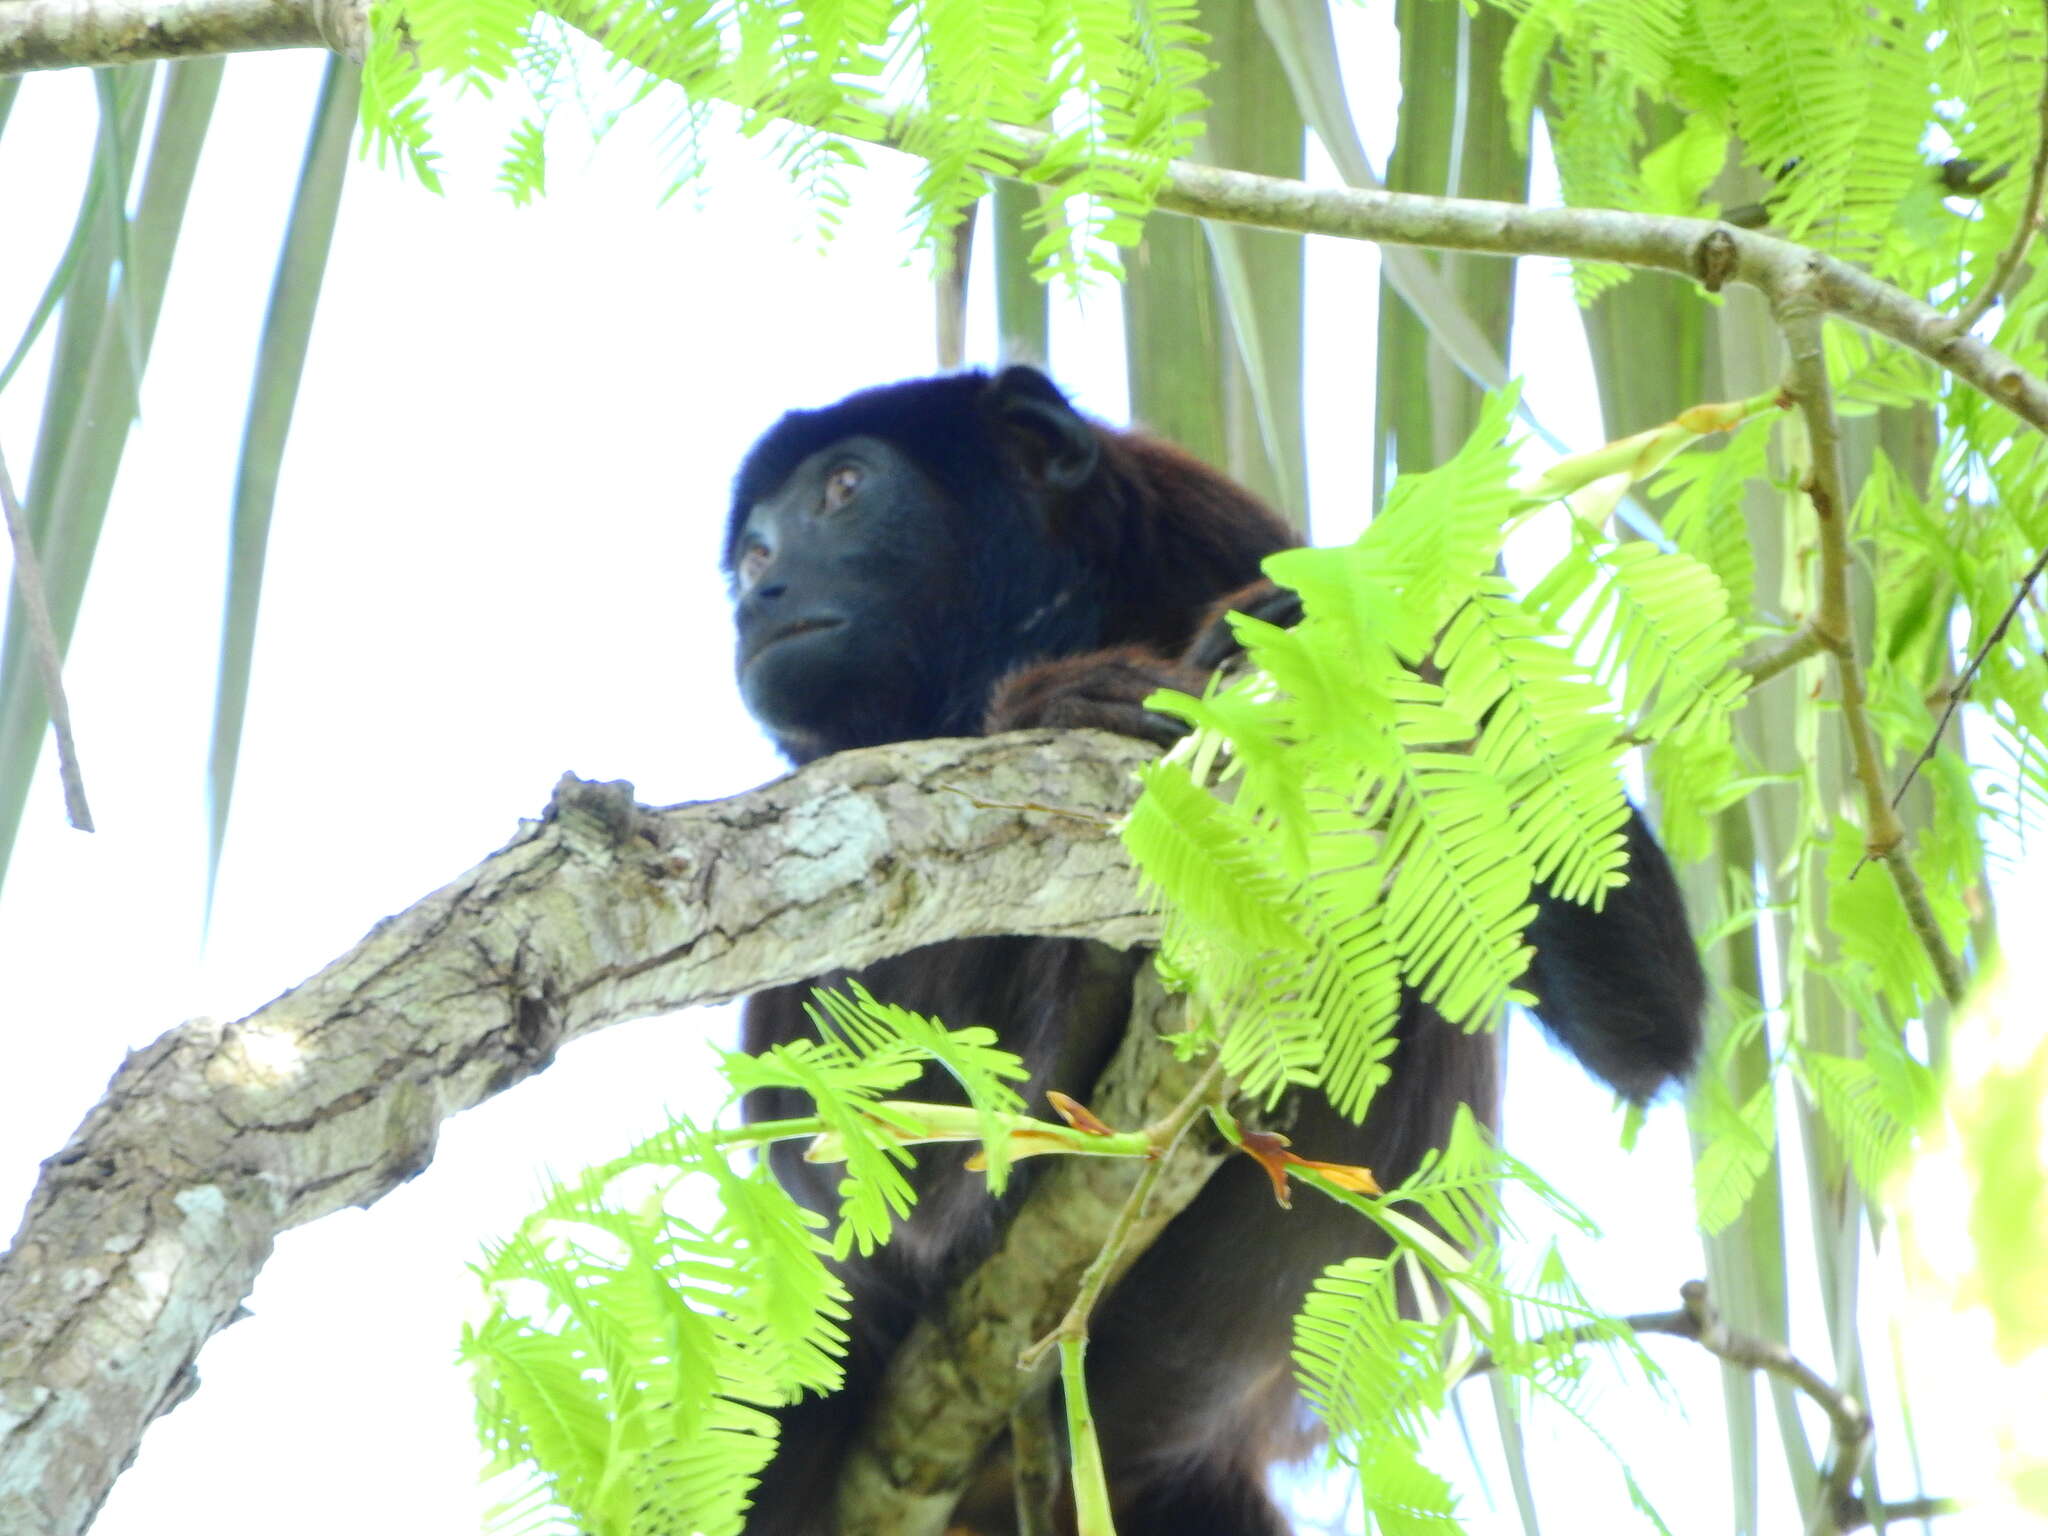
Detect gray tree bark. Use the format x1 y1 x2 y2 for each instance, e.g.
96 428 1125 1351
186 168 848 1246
0 732 1157 1536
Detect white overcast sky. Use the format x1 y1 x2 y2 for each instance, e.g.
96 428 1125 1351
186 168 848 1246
0 31 1990 1535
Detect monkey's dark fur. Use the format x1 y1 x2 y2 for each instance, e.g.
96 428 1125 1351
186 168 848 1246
724 367 1704 1535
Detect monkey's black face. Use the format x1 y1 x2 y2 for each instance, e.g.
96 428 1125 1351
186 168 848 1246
728 435 970 761
724 367 1133 764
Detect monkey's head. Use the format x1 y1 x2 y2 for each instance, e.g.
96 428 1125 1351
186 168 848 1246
722 368 1112 763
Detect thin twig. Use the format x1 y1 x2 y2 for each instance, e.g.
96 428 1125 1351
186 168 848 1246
1016 1059 1227 1536
1890 540 2048 811
1741 626 1831 686
1463 1306 1696 1372
1470 1282 1902 1536
0 440 93 832
1946 0 2048 338
1838 1495 1963 1532
1774 286 1968 1003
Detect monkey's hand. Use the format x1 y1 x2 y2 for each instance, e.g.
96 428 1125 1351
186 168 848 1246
986 646 1209 750
1183 580 1304 672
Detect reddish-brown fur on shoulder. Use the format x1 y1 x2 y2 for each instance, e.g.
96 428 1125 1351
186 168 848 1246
985 644 1210 749
1075 430 1300 658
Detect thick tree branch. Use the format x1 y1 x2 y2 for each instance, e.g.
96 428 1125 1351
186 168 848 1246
0 730 1155 1536
0 0 365 72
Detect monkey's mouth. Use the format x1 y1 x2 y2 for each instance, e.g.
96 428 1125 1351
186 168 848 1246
745 616 845 665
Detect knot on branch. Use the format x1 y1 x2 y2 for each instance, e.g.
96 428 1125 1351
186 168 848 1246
314 0 370 57
545 773 653 856
1695 227 1740 293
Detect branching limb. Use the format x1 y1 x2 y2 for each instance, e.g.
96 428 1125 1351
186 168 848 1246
1945 0 2048 339
1470 1281 1941 1536
1468 1279 1867 1450
0 0 366 70
0 732 1157 1536
1773 282 1969 1003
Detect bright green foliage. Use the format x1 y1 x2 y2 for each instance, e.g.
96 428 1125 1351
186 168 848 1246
1690 1010 1776 1234
1128 390 1747 1124
1522 506 1748 874
1818 821 1953 1021
469 991 1037 1533
1649 415 1765 627
1294 1256 1461 1530
1802 1016 1939 1196
1291 1111 1663 1533
721 983 1027 1251
356 0 1209 278
1491 0 2045 304
467 1122 841 1536
1435 584 1627 909
801 982 1031 1190
1526 533 1745 746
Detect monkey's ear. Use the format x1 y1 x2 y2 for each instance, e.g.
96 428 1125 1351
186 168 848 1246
986 365 1100 491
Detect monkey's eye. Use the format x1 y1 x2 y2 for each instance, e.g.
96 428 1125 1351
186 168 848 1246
737 540 771 589
821 463 863 513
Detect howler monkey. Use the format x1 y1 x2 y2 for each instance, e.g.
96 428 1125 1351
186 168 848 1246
724 366 1704 1536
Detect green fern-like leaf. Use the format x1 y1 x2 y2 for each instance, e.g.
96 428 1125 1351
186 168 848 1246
467 1124 828 1536
354 0 1211 274
1437 584 1628 908
1543 43 1645 301
1936 0 2048 220
1377 750 1536 1029
360 19 446 192
804 983 1030 1190
397 0 537 83
1351 388 1526 637
721 1032 925 1255
1124 756 1311 957
1802 1021 1937 1195
498 116 549 204
1692 1053 1776 1234
1572 539 1746 742
1293 1255 1451 1457
1388 1106 1598 1250
1820 818 1953 1017
1648 414 1767 624
1290 835 1406 1121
